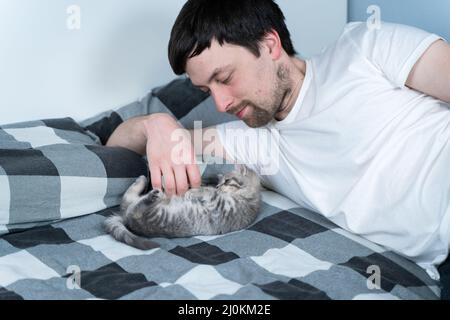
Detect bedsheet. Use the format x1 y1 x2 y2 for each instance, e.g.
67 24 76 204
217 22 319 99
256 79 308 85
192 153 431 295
0 189 440 300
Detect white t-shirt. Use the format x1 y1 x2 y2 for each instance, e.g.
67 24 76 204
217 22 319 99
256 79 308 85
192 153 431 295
216 22 450 280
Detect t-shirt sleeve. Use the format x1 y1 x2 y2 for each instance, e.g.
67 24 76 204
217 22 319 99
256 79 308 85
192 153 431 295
215 120 279 175
215 120 259 166
343 21 444 88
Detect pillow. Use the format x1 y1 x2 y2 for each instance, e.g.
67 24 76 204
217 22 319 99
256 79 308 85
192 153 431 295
0 77 237 234
0 117 148 234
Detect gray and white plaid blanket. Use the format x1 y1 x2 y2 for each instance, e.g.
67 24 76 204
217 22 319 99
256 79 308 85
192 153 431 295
0 117 148 232
0 192 440 300
0 77 442 299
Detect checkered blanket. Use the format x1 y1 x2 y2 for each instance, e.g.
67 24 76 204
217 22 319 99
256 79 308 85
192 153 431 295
0 118 148 232
0 190 440 300
0 77 442 299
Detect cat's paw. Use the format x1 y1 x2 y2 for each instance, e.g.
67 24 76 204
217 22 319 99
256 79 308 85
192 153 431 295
135 175 147 185
143 189 164 203
150 189 163 198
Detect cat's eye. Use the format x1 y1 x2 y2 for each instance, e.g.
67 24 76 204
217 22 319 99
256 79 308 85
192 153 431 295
225 177 243 188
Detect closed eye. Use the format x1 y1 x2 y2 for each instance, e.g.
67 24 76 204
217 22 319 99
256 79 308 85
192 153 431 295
227 182 240 188
225 177 243 188
217 75 232 85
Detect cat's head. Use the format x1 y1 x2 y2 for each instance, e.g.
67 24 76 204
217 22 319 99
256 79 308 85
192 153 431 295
216 165 261 196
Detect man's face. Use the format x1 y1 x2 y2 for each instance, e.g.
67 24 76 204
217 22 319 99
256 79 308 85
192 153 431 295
185 40 291 128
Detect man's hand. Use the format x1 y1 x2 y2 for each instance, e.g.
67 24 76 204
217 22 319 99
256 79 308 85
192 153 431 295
142 114 201 196
106 113 230 196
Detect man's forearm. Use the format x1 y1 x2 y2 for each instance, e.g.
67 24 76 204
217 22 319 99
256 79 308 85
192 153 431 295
106 113 231 162
106 115 149 155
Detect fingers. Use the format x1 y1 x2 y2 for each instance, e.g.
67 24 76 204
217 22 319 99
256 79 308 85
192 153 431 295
161 164 176 197
173 165 189 196
149 164 162 191
150 164 199 197
187 164 202 189
161 165 190 197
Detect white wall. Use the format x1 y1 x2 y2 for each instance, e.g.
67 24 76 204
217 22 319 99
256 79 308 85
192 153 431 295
278 0 347 59
0 0 347 125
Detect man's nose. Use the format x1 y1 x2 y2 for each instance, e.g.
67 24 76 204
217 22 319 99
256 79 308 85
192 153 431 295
210 87 234 113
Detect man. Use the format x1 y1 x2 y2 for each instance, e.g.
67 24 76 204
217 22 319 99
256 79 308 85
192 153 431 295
106 0 450 279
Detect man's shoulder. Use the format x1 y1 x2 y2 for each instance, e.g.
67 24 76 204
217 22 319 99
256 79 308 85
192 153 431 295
309 22 366 64
314 21 414 61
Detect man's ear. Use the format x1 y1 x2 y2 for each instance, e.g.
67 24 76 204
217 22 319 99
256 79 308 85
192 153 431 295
262 29 283 61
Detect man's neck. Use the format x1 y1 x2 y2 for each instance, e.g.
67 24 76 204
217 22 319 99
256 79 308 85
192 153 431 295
275 57 307 121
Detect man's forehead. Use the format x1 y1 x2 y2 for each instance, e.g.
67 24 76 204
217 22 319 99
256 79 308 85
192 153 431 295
186 41 241 73
188 63 232 74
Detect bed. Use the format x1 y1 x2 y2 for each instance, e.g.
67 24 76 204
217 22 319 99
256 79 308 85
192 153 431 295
0 78 441 300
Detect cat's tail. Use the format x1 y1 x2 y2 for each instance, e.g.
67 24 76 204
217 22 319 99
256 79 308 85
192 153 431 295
103 214 160 251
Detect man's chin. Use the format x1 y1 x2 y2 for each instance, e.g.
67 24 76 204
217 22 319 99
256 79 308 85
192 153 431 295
239 107 274 128
244 122 259 128
243 118 271 128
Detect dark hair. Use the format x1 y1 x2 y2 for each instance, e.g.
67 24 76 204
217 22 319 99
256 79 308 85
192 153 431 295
168 0 297 75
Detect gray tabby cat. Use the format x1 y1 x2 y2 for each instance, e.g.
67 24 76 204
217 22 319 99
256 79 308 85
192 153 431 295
104 165 261 250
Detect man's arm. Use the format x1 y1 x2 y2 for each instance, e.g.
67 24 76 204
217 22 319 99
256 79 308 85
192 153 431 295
406 39 450 103
106 115 148 156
